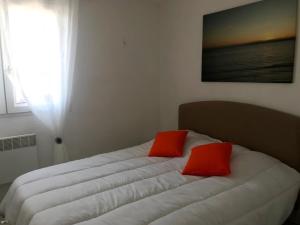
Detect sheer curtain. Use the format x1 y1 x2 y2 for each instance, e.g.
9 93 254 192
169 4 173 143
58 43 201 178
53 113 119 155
0 0 79 164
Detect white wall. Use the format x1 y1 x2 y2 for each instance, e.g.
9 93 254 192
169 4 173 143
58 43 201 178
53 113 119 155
159 0 300 130
2 0 299 167
64 0 160 159
0 0 160 168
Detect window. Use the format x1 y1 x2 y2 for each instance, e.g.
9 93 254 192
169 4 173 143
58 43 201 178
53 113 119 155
0 44 30 114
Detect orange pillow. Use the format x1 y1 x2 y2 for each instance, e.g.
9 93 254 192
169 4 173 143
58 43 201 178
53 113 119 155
182 142 232 176
148 130 188 157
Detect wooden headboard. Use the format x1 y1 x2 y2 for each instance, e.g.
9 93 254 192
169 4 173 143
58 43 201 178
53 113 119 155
179 101 300 172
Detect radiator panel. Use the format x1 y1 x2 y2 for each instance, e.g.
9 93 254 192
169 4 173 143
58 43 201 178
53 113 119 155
0 134 38 185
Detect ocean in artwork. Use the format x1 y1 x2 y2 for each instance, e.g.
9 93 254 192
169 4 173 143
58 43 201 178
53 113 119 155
202 0 297 83
202 38 295 83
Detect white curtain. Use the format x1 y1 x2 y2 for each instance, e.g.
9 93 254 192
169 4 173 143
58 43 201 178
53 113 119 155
0 0 79 164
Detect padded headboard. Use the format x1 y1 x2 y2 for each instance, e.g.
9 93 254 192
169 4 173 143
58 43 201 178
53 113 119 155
179 101 300 172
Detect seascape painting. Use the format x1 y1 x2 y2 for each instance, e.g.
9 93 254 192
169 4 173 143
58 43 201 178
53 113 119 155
202 0 298 83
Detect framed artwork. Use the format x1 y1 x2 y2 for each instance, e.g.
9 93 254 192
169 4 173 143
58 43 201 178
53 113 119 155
202 0 297 83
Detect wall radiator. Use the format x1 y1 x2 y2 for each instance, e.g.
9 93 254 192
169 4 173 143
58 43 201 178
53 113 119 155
0 134 39 185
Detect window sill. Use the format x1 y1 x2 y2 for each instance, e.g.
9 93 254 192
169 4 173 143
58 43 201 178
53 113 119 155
0 111 32 119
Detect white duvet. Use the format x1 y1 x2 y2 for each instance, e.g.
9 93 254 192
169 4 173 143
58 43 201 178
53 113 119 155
1 132 299 225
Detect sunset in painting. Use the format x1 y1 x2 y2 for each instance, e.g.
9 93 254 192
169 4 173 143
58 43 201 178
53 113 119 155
203 0 297 49
202 0 297 83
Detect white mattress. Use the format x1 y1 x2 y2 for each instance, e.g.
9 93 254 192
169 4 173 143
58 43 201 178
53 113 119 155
1 132 299 225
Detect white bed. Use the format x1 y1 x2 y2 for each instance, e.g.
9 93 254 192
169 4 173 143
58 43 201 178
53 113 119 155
1 131 299 225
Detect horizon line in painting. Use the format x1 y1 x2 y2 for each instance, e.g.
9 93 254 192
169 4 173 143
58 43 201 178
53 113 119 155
202 0 297 83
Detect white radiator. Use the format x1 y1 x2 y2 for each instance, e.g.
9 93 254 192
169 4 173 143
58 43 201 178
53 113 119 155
0 134 38 185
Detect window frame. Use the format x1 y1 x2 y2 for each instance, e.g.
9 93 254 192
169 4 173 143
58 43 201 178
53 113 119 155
0 51 6 115
0 39 30 115
4 74 30 114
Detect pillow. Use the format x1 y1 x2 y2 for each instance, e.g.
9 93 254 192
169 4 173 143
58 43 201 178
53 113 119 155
182 142 232 176
148 130 188 157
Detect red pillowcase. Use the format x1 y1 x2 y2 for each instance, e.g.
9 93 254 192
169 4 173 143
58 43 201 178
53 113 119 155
148 130 188 157
182 142 232 176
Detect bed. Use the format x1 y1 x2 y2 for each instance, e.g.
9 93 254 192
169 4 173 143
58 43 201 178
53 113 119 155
1 101 300 225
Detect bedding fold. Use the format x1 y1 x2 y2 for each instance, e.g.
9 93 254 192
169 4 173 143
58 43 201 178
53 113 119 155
0 132 299 225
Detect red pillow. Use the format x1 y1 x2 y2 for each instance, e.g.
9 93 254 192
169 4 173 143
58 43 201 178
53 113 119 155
148 130 188 157
182 142 232 176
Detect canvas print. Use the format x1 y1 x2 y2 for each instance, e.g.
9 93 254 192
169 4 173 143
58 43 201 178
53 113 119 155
202 0 297 83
